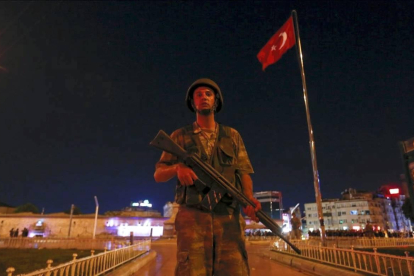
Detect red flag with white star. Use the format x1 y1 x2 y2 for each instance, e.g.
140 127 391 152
257 16 296 71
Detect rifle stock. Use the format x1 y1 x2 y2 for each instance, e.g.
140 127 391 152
150 130 188 159
151 130 301 254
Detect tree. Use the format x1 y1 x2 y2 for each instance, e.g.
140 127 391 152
402 197 414 222
14 203 40 214
63 206 82 215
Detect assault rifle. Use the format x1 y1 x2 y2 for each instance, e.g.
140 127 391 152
150 130 301 254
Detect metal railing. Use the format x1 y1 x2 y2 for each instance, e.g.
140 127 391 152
5 240 151 276
298 237 414 248
273 240 414 276
0 237 148 250
344 237 414 249
247 236 279 242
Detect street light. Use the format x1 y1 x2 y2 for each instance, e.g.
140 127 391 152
93 196 99 239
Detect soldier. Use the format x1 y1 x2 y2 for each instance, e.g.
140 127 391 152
290 213 302 239
154 78 261 276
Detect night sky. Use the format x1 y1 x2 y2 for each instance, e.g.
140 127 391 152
0 1 413 215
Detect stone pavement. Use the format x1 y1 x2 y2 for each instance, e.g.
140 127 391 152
133 239 316 276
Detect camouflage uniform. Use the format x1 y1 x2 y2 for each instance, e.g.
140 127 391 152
156 122 253 276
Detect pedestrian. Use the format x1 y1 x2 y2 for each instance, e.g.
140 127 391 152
22 227 29 237
14 228 19 237
9 228 14 238
154 78 261 276
364 221 374 238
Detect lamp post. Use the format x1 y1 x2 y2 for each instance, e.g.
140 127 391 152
93 196 99 239
399 136 414 230
68 204 74 238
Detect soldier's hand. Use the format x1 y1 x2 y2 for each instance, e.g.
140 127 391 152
176 163 198 185
243 197 261 222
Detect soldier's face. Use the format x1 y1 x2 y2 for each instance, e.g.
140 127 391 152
192 87 216 115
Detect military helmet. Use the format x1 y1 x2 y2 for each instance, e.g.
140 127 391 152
185 78 223 113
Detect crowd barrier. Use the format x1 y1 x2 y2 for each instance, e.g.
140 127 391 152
300 237 414 248
0 237 150 250
5 240 151 276
273 239 414 276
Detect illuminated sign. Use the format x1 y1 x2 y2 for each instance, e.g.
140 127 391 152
389 188 399 195
281 213 291 233
131 200 152 208
140 200 152 207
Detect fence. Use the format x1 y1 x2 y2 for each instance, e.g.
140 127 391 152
247 236 279 241
273 240 414 276
0 237 149 250
300 237 414 249
5 240 151 276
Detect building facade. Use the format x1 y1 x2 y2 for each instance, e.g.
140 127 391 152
254 191 283 220
0 202 15 214
304 189 410 232
0 212 168 238
0 201 261 238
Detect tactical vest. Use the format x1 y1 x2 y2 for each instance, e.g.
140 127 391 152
174 124 241 213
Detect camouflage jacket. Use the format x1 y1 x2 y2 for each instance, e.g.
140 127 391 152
156 122 253 213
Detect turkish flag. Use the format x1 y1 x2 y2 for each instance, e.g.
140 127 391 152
257 16 296 71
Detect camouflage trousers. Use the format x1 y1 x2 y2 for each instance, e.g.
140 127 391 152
175 205 249 276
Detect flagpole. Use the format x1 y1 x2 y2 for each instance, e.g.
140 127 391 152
291 10 326 244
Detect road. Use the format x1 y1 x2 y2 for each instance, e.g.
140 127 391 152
135 239 315 276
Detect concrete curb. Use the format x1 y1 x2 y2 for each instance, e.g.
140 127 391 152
105 250 157 276
266 251 364 276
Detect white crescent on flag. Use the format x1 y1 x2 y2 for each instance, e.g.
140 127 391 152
278 32 287 50
257 16 295 70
